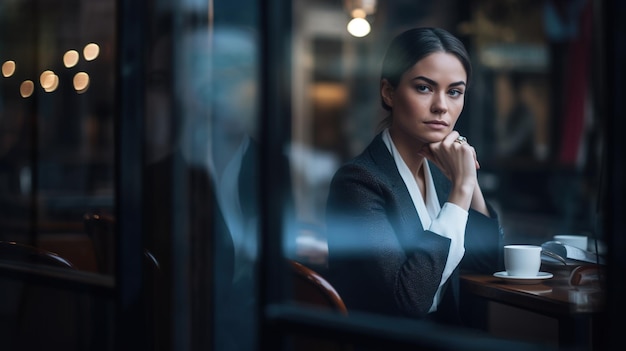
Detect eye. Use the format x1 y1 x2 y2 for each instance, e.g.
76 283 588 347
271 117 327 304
415 84 431 93
448 89 464 97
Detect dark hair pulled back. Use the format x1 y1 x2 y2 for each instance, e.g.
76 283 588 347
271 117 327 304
379 27 472 116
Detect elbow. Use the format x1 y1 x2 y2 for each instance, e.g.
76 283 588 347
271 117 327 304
394 282 436 318
395 295 431 318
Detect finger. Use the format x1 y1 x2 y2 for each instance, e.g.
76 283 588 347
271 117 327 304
443 131 461 147
453 134 470 148
469 146 480 169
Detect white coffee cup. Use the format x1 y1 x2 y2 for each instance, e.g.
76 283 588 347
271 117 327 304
553 235 588 250
504 245 542 277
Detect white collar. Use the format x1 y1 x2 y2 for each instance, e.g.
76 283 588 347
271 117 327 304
382 129 441 229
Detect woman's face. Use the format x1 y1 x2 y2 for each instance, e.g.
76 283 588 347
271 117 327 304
382 52 467 145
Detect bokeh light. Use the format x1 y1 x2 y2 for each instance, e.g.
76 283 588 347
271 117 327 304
347 17 371 37
20 80 34 98
2 60 16 77
40 70 59 92
83 43 100 61
63 50 80 68
73 71 90 93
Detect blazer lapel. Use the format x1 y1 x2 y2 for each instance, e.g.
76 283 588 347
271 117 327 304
366 133 425 235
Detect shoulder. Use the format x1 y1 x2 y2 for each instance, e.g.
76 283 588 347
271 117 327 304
327 135 399 206
331 134 393 185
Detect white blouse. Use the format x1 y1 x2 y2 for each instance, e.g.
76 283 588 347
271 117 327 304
382 129 467 312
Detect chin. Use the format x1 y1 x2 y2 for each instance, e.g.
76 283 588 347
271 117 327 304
421 132 448 144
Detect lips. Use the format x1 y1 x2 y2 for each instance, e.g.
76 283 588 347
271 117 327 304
423 120 449 130
424 120 449 126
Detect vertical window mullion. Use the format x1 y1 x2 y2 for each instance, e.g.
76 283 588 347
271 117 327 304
115 0 147 349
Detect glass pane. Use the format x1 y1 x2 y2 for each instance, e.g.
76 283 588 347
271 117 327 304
285 0 605 350
143 1 262 349
0 1 116 275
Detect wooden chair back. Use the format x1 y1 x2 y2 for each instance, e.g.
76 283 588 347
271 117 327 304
289 260 347 314
289 260 351 351
0 240 74 268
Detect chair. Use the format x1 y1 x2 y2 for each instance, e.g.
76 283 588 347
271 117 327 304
0 241 75 268
288 260 351 351
289 260 347 314
83 212 116 275
0 240 92 350
83 213 160 274
83 213 161 350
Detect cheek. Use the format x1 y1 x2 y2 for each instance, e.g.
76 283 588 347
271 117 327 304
449 100 465 122
450 96 465 112
396 93 428 112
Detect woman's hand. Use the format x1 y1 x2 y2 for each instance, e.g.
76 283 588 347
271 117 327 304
418 131 482 211
418 131 478 183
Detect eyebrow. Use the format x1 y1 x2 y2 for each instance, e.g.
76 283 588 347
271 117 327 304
412 75 466 88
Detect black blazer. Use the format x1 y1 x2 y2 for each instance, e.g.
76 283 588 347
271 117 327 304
325 132 503 325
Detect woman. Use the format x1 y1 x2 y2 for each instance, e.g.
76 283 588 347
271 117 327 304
325 27 503 326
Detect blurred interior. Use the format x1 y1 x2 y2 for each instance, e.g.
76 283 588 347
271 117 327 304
291 0 604 265
0 0 620 350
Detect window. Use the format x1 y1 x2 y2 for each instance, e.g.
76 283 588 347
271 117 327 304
0 1 623 351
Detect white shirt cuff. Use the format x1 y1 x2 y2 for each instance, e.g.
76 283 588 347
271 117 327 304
427 202 468 312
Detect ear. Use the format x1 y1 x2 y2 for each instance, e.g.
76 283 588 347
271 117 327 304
380 79 394 108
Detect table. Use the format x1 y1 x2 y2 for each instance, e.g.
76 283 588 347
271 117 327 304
460 266 606 350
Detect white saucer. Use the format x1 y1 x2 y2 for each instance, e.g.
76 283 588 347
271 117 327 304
493 271 553 284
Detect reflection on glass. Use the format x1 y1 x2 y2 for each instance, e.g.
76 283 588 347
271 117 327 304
205 26 260 351
143 22 266 350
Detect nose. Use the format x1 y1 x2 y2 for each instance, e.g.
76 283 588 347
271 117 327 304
430 92 448 114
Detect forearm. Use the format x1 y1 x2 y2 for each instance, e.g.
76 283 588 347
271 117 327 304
470 182 490 217
447 181 474 211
